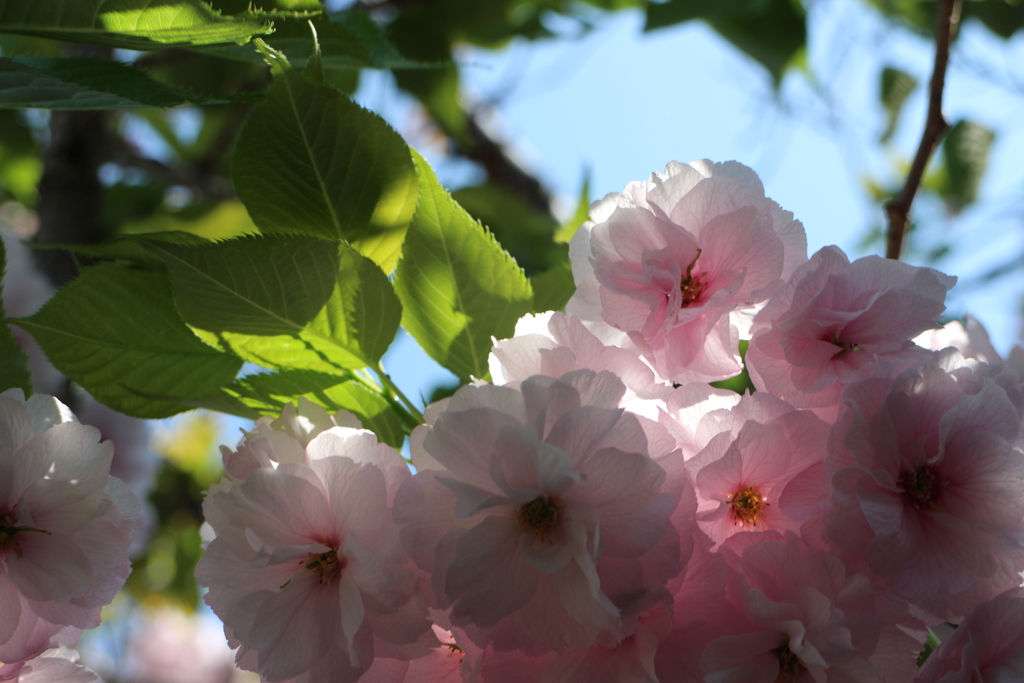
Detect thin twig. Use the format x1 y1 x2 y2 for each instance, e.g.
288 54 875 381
884 0 961 260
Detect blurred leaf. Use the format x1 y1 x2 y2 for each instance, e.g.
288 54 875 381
554 170 591 244
12 264 243 418
233 67 417 272
103 182 166 228
452 183 564 275
645 0 805 83
868 0 1024 39
0 110 41 205
394 151 533 381
140 235 402 373
941 119 994 211
126 464 204 608
152 412 221 484
0 56 206 109
0 238 32 395
529 261 575 313
0 0 272 50
879 66 917 143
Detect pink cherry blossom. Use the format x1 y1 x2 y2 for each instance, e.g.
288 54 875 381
822 360 1024 619
220 399 362 481
0 390 136 667
915 588 1024 682
2 648 103 683
746 246 955 418
566 160 806 383
688 395 830 547
197 425 434 683
700 532 922 683
489 311 672 417
394 370 689 653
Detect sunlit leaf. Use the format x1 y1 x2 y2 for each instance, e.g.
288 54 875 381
233 67 417 273
0 0 272 50
12 264 243 418
394 151 533 381
140 234 402 373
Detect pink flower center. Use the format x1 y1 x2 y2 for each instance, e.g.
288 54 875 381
305 548 343 586
0 507 49 557
828 329 860 358
517 496 561 536
727 486 767 526
772 638 803 679
900 465 943 510
680 250 706 308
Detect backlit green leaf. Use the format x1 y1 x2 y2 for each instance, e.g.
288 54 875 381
394 151 533 381
233 68 418 273
0 0 272 50
12 264 243 418
140 234 402 373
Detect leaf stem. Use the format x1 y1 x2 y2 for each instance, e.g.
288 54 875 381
376 364 426 425
884 0 961 260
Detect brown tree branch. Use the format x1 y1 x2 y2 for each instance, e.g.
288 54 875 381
884 0 962 260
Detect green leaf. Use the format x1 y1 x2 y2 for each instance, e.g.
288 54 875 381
0 0 272 50
233 67 418 273
451 183 563 276
209 0 321 16
201 11 433 72
880 67 917 143
0 238 32 395
0 56 203 109
139 234 402 373
12 264 243 418
710 340 755 394
394 151 533 381
942 119 995 211
529 261 575 314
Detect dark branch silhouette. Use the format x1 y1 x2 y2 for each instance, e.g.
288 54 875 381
885 0 962 260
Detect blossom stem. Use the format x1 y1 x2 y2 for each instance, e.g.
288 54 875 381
376 364 426 425
884 0 961 260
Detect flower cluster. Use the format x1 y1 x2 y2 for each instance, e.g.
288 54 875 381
0 389 134 682
198 161 1024 682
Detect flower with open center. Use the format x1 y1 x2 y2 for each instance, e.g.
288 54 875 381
395 370 690 653
567 160 807 384
823 360 1024 619
197 425 434 683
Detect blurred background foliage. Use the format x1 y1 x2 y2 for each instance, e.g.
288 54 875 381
1 0 1023 677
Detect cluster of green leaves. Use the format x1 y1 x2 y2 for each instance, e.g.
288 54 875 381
5 30 538 449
